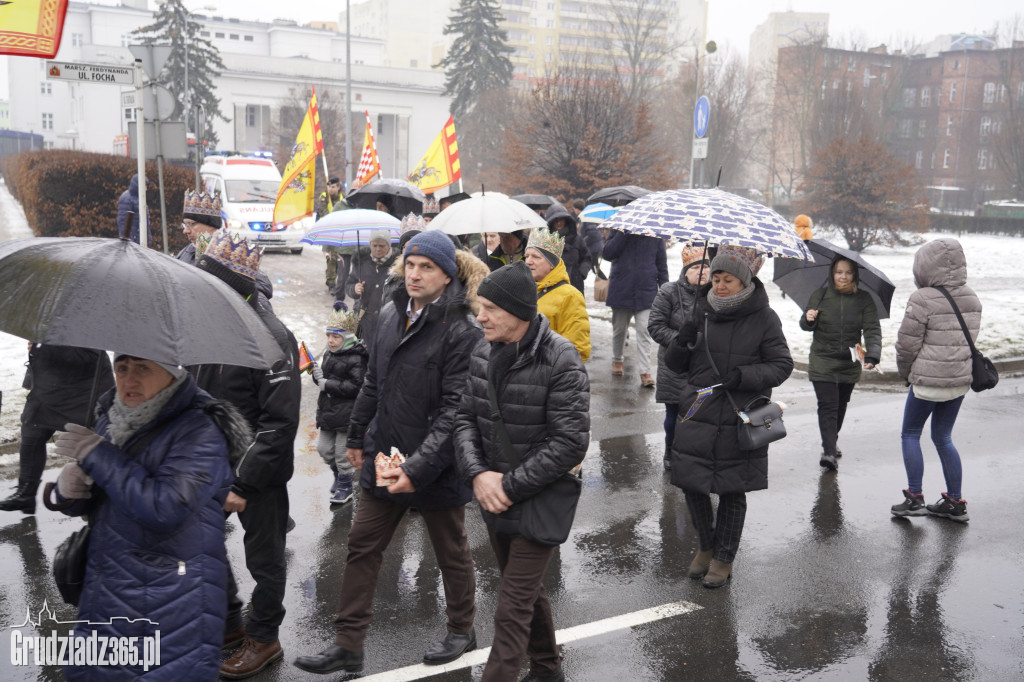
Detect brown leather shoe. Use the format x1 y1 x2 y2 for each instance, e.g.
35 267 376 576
687 549 713 579
640 373 655 387
220 637 283 679
702 559 733 588
612 361 624 376
222 624 246 650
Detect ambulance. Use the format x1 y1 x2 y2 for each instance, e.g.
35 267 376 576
199 155 305 253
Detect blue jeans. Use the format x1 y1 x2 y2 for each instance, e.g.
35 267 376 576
664 402 679 446
900 388 965 499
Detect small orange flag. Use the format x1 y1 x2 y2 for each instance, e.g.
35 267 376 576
297 341 316 374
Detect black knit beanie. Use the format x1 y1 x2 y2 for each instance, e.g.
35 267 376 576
183 211 222 230
477 261 537 321
197 254 257 298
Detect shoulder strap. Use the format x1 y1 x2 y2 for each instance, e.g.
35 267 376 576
538 280 568 298
933 286 979 356
486 377 521 469
702 317 742 414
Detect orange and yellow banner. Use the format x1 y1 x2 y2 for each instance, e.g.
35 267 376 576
0 0 69 58
354 111 381 186
407 116 461 195
274 88 324 226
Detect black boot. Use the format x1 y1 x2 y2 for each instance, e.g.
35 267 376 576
0 481 39 515
663 444 672 471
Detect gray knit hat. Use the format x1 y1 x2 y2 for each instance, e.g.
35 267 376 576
477 261 537 322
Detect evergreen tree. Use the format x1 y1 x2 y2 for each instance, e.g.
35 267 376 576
437 0 514 120
133 0 226 146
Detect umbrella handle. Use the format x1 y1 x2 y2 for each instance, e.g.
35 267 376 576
686 331 703 352
42 481 76 512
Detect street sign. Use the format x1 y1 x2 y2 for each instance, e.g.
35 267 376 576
127 121 188 160
120 90 137 109
694 96 710 139
692 137 709 160
46 61 134 85
128 44 172 81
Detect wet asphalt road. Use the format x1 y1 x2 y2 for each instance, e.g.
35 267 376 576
1 248 1023 681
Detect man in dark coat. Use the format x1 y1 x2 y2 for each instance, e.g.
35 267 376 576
0 344 113 514
603 229 669 387
454 261 590 682
294 230 485 676
317 176 350 294
543 202 592 292
116 174 149 244
486 230 527 272
665 246 793 588
343 231 398 348
191 231 301 679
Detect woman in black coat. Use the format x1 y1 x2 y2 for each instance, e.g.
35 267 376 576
666 245 793 588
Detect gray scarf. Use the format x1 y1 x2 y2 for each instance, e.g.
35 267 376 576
707 282 755 313
105 375 186 448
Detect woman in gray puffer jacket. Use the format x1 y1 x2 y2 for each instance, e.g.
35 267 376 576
890 238 981 523
648 246 711 470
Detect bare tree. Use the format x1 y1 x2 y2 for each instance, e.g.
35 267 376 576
992 16 1024 198
271 85 349 193
599 0 687 101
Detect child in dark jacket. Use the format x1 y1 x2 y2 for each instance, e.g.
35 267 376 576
312 302 369 504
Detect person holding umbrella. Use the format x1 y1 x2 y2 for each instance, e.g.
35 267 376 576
800 256 882 471
344 229 399 348
665 245 793 588
49 352 249 681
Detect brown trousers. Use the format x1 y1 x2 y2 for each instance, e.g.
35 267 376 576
482 529 560 682
332 488 476 650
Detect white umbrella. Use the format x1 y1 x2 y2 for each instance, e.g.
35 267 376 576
428 194 547 235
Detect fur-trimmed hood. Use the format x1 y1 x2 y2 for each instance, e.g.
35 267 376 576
390 247 491 313
203 399 254 465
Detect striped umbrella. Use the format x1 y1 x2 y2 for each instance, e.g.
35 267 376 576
300 209 401 248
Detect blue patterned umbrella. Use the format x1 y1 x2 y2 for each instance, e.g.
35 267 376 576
600 188 813 260
579 202 619 223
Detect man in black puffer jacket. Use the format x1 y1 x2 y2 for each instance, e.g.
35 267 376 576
454 261 590 682
295 230 489 677
190 231 301 679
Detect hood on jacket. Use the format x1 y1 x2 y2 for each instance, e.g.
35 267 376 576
128 174 140 197
393 247 491 314
913 238 967 289
536 258 570 291
204 399 254 464
543 202 575 228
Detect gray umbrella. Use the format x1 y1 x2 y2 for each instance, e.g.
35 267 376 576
586 185 653 207
510 194 558 210
346 178 427 216
0 237 284 369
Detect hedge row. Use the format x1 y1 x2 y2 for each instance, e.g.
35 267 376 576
1 150 192 252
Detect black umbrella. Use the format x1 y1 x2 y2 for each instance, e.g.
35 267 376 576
510 194 558 210
0 237 284 368
346 178 427 217
773 238 895 319
586 185 653 207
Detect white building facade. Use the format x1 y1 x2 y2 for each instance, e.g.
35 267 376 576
6 1 452 178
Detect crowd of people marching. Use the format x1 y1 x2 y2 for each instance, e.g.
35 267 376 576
0 187 985 681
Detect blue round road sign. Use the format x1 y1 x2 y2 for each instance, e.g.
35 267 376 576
694 96 710 138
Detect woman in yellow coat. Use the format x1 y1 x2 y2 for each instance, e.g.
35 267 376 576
524 227 592 362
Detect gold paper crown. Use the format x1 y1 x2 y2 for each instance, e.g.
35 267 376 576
204 230 263 279
326 303 360 334
680 244 710 268
526 226 565 259
184 189 222 218
422 196 440 215
400 212 426 234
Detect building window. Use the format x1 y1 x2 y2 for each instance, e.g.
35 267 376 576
978 149 989 170
983 82 995 103
124 107 135 121
42 113 53 130
545 19 553 27
1018 82 1024 104
902 88 916 107
946 115 954 136
544 53 552 62
229 34 239 40
244 35 254 42
980 116 991 137
71 33 84 47
863 67 871 87
529 34 535 43
201 31 210 37
949 82 956 103
998 84 1008 102
215 32 225 38
246 105 257 127
121 34 131 47
847 56 856 71
915 150 923 169
920 87 930 107
942 149 951 169
918 120 927 138
897 119 913 138
40 82 52 95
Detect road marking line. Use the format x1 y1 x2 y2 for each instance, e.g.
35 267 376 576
356 600 702 681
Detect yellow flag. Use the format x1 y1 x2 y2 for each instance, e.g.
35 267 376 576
0 0 70 58
407 116 461 195
274 90 324 226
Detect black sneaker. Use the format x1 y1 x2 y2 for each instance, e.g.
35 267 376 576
926 492 969 523
819 452 838 471
891 489 927 517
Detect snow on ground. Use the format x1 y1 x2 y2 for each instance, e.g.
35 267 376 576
1 170 1022 452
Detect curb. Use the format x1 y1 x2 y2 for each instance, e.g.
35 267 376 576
792 357 1024 383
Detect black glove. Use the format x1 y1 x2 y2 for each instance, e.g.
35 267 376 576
722 368 742 390
677 322 698 347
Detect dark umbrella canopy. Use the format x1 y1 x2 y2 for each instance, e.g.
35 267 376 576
773 239 895 319
510 194 558 210
587 185 653 207
0 237 285 368
346 178 427 217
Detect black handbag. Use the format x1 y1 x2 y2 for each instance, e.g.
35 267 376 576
703 318 787 451
934 286 998 392
485 377 582 547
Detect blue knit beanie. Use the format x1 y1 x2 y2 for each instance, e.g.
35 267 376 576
404 230 457 279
